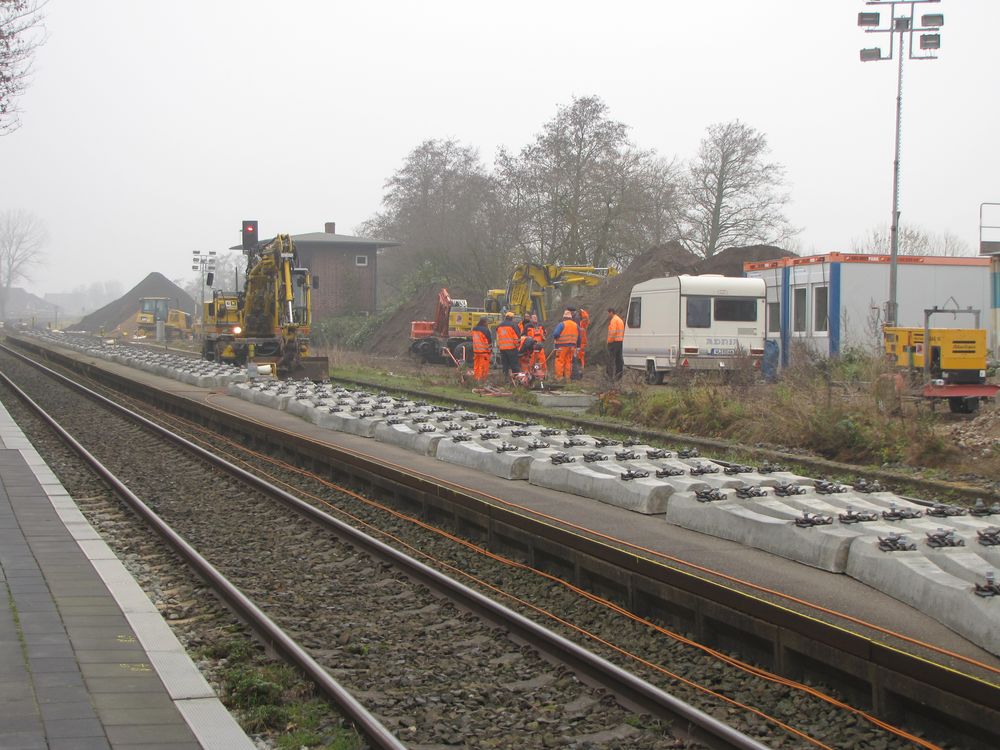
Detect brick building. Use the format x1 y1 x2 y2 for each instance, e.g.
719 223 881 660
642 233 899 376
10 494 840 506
237 223 397 319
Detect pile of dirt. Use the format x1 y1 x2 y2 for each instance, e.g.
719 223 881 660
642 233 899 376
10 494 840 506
68 273 196 334
364 284 479 356
554 241 699 363
698 244 794 276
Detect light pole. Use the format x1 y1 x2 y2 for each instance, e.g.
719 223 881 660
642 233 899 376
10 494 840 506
191 250 217 328
858 1 943 326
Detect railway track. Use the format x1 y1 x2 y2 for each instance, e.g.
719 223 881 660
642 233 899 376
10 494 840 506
2 338 996 749
0 348 773 749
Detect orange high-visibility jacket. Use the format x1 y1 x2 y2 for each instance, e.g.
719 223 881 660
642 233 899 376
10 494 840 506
496 322 520 351
607 313 624 343
472 328 491 354
553 319 579 347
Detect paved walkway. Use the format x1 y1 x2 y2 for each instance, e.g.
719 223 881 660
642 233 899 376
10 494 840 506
0 400 253 749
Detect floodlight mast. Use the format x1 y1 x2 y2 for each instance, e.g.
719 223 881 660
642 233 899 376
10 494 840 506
858 0 943 327
191 250 217 328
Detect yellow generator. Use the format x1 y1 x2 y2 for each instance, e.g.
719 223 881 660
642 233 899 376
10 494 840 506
883 326 996 413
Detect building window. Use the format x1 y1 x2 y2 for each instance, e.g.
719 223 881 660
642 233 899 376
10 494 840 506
793 287 807 333
626 297 641 328
685 296 711 328
814 286 829 333
767 302 781 334
355 255 369 267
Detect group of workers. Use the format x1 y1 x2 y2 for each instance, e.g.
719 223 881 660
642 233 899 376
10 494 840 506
469 306 626 384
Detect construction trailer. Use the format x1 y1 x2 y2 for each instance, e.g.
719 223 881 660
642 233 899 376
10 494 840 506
743 253 993 366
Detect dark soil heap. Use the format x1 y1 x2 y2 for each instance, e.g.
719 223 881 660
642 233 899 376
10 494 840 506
68 272 197 334
365 284 480 356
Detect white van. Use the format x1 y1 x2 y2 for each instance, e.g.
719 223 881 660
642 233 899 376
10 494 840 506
623 274 766 383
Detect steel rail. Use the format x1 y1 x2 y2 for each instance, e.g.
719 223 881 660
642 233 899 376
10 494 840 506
1 345 769 750
0 368 407 750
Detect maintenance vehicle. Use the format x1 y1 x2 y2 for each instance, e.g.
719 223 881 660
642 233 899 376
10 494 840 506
202 234 328 380
135 297 193 340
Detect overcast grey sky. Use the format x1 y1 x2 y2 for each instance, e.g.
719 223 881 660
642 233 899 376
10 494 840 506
2 0 998 298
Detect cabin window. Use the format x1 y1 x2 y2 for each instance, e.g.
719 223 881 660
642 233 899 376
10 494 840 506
767 302 781 333
685 296 711 328
793 287 808 332
626 298 641 328
714 297 758 322
355 255 369 267
814 286 829 333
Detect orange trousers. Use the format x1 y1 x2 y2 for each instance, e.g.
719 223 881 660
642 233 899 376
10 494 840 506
577 330 588 367
554 347 576 379
473 352 490 381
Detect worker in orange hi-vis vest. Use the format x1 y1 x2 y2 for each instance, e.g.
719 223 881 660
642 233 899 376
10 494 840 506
495 311 522 377
576 308 590 369
550 310 580 381
527 313 546 375
606 307 625 380
471 317 493 382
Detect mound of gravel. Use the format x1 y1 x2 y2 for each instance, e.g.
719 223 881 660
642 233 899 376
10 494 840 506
68 273 197 334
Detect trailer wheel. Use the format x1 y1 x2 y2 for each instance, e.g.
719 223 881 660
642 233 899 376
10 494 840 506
948 396 980 414
645 362 663 385
449 340 471 366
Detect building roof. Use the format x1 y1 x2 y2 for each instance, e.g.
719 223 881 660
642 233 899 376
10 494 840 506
229 231 399 252
744 252 990 273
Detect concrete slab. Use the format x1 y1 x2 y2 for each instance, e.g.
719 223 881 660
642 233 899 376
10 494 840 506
846 538 1000 655
666 495 860 572
528 460 671 515
435 439 533 480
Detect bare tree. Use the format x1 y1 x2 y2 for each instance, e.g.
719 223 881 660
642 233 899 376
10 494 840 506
677 120 797 258
495 95 679 268
361 138 504 298
1 0 46 135
0 208 46 318
851 225 971 256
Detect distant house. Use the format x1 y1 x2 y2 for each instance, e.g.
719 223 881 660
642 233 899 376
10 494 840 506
234 223 398 319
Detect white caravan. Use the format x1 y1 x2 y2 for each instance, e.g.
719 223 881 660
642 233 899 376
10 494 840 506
623 274 767 383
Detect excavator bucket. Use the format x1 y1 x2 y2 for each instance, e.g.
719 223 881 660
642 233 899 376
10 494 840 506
282 355 329 382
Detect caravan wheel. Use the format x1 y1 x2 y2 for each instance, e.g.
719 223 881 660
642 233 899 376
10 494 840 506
645 362 663 385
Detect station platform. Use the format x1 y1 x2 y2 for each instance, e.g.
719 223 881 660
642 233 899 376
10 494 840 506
0 400 253 749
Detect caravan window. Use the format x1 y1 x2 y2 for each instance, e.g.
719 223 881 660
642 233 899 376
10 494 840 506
626 298 641 328
714 297 758 322
685 296 711 328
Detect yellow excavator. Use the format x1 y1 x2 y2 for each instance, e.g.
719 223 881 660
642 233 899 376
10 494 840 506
484 263 618 321
135 298 193 340
202 234 328 380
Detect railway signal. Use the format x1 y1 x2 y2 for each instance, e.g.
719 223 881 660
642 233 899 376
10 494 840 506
242 220 258 252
